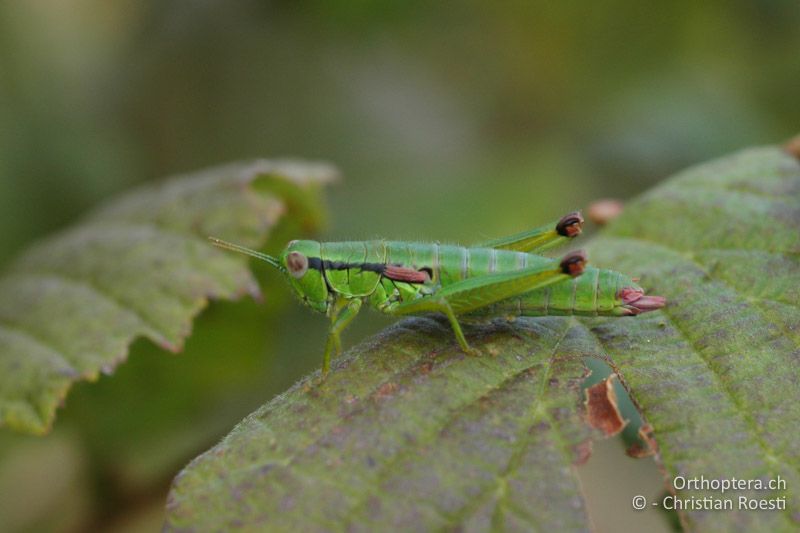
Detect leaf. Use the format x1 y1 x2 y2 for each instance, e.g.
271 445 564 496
0 159 337 435
165 144 800 531
584 145 800 531
166 318 598 531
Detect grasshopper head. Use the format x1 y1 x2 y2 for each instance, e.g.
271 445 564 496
280 240 329 313
209 237 330 313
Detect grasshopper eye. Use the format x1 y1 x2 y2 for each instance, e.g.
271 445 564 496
286 251 308 278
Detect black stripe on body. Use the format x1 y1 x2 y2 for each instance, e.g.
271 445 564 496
308 257 386 274
307 256 430 284
309 245 542 287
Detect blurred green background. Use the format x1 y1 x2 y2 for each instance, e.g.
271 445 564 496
0 1 798 531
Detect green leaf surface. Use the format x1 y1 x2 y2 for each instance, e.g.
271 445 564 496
586 146 800 532
166 145 799 532
167 318 597 531
0 160 337 435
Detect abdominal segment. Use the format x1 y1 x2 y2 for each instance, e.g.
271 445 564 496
469 268 625 317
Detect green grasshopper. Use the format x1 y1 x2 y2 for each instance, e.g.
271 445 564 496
211 212 665 376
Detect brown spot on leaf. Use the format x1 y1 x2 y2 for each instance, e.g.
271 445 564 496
784 134 800 160
417 361 434 375
584 377 627 437
587 198 624 226
627 423 659 458
374 382 398 399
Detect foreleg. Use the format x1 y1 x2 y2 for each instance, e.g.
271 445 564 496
322 297 362 376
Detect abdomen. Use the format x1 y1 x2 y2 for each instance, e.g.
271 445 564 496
469 267 625 317
383 241 555 285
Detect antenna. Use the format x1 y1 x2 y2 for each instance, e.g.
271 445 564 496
208 237 284 271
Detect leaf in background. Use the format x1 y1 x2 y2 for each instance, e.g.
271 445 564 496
165 143 800 532
0 160 337 435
